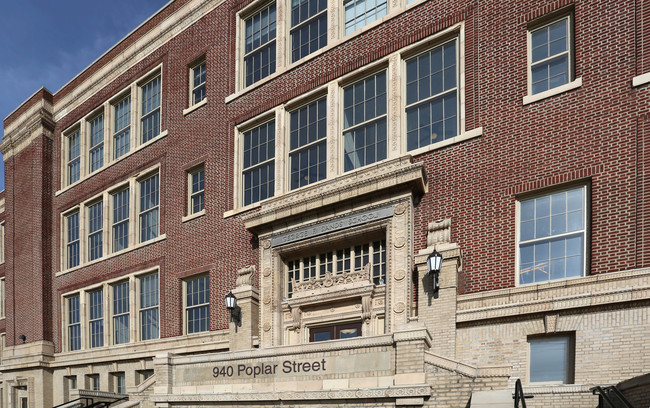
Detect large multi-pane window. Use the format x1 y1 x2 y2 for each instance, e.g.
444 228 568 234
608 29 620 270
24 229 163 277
89 289 104 348
140 273 159 341
242 120 275 206
244 3 276 87
66 212 80 269
141 76 161 143
112 372 126 394
0 278 4 319
518 186 586 285
289 98 327 189
113 96 131 159
113 281 130 344
139 174 160 242
186 275 209 334
529 17 571 95
344 0 387 35
191 60 206 105
287 239 386 297
189 166 205 214
112 189 129 252
67 130 81 185
87 202 103 261
343 71 387 171
68 295 81 351
290 0 327 62
405 40 458 151
89 114 104 172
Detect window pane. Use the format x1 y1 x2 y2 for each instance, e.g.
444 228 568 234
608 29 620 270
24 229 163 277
243 121 275 205
530 18 570 94
141 76 161 143
530 337 571 383
245 4 276 86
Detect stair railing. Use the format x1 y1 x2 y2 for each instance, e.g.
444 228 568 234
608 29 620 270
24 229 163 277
591 385 636 408
513 378 533 408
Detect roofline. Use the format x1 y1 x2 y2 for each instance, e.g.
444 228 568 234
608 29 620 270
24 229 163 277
3 86 53 124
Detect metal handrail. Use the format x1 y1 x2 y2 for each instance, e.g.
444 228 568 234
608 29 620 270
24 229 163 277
591 385 636 408
513 378 534 408
52 397 93 408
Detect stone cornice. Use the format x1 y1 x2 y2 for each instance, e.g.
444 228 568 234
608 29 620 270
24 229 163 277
152 385 431 402
393 326 432 347
1 99 55 159
457 268 650 323
424 351 511 378
243 156 427 231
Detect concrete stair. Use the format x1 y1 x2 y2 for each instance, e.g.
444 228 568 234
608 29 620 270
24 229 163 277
471 390 513 407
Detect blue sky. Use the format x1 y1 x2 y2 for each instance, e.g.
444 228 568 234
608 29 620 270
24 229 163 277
0 0 170 192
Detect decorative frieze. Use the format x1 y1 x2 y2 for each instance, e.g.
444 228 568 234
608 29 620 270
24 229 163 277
292 265 371 295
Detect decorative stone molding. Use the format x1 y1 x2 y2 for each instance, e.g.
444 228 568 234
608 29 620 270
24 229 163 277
457 267 650 323
544 314 558 333
394 269 406 281
290 306 302 331
362 296 372 322
152 385 431 403
236 265 256 287
426 218 451 248
393 325 432 347
394 203 407 215
393 302 406 314
243 156 427 231
263 267 271 277
0 96 55 159
293 265 371 294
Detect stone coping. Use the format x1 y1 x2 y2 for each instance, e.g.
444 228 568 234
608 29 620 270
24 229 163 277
152 385 431 402
161 334 396 366
424 351 510 378
243 155 427 231
457 268 650 322
519 384 594 394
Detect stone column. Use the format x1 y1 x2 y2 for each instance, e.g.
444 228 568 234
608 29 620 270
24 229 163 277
229 266 260 351
393 323 431 407
153 352 174 397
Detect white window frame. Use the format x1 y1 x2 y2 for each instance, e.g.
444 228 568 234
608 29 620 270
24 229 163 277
524 13 582 104
59 165 162 274
0 221 5 265
183 273 210 335
515 185 588 286
187 165 206 217
59 65 165 191
88 288 104 348
138 272 160 341
0 277 5 319
190 58 207 107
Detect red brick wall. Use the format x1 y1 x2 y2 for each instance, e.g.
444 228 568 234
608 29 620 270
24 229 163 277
4 0 650 351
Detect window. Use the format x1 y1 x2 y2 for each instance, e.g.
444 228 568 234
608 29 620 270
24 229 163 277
112 372 126 394
137 369 154 385
113 96 131 159
88 114 104 173
185 274 209 334
86 374 100 391
87 202 103 261
139 173 160 242
139 273 159 341
242 120 275 206
310 322 362 342
66 212 80 269
289 98 327 189
113 281 130 344
290 0 327 62
344 0 387 35
188 166 205 215
518 186 586 284
287 239 386 297
67 130 81 184
529 335 574 383
0 333 4 364
190 60 206 105
529 16 571 95
405 40 458 151
0 221 5 264
343 71 387 171
65 376 77 391
244 3 276 87
112 189 129 252
68 295 81 351
0 278 4 319
141 76 161 143
89 289 104 348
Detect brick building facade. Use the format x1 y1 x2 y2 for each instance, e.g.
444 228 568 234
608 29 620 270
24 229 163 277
1 0 649 406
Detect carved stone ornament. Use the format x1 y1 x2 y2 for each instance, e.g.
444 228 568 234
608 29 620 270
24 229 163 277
394 203 407 215
362 296 372 322
393 302 406 314
394 237 406 248
263 297 271 305
394 269 406 281
262 240 271 249
263 267 272 277
263 323 271 332
292 264 372 294
291 307 302 331
236 265 256 287
427 218 451 247
545 314 558 333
